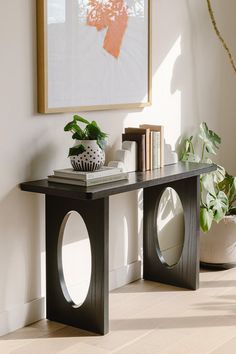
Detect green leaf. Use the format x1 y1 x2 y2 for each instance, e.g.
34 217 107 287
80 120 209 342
64 121 75 132
207 191 228 222
68 144 86 157
72 131 86 140
201 174 216 196
73 115 90 125
212 165 225 184
85 124 101 140
180 137 194 161
202 157 213 164
84 123 107 141
64 120 85 137
200 207 214 232
218 172 236 207
228 207 236 215
181 152 200 163
199 122 221 155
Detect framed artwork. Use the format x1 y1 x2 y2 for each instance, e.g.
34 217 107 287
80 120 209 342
37 0 152 113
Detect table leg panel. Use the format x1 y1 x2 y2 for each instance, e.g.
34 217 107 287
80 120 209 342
45 195 109 335
143 176 200 290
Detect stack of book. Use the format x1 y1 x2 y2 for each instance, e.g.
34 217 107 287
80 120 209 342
122 124 164 171
48 166 129 187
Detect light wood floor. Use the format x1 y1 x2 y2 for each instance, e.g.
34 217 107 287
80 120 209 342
2 267 236 354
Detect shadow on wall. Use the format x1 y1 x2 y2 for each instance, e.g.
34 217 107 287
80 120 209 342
109 191 139 270
3 0 214 311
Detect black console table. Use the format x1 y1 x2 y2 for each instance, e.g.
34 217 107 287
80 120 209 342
20 162 216 335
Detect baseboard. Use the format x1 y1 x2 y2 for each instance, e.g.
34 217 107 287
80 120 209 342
0 297 45 337
0 262 141 336
109 260 142 291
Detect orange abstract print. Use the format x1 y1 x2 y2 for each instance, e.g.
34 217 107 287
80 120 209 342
87 0 129 58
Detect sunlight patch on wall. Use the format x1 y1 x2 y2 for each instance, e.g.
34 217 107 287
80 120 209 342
155 35 182 150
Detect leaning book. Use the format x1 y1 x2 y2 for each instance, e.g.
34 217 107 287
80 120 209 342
48 172 129 187
53 166 123 181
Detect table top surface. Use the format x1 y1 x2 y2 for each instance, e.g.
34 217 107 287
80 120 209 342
20 162 216 200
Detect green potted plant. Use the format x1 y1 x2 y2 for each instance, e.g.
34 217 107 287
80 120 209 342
181 122 236 268
64 115 108 171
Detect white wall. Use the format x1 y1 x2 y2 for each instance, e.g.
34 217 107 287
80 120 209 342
0 0 236 335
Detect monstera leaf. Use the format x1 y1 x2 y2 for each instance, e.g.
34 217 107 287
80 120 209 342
199 122 221 155
218 173 236 208
206 191 228 222
201 174 216 197
200 207 214 233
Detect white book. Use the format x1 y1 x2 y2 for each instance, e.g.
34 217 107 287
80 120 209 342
157 132 161 168
152 132 158 169
48 172 128 186
140 124 164 167
53 166 123 181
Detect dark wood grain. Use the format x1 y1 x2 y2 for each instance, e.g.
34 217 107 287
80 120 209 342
143 176 200 290
46 196 109 335
20 162 216 200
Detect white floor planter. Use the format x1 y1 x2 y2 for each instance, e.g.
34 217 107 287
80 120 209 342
200 215 236 267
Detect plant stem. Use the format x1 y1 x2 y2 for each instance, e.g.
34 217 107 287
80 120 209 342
190 141 195 154
201 142 206 161
206 0 236 74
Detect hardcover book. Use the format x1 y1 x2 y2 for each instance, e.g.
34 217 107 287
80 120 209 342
140 124 164 167
151 131 161 169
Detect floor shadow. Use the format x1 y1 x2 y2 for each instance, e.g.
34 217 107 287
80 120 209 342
217 295 236 301
1 322 97 340
200 280 236 288
111 279 189 293
110 314 236 331
192 301 236 313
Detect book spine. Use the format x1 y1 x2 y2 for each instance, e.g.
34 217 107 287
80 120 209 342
145 130 150 170
140 135 146 172
160 129 164 168
157 132 161 168
139 124 164 167
150 131 153 170
152 132 158 169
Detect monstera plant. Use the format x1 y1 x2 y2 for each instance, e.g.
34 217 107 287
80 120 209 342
181 122 236 233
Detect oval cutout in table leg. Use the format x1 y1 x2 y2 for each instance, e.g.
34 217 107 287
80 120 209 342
156 187 185 267
58 211 92 308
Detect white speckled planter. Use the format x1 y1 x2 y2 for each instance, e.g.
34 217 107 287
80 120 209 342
70 140 105 171
200 215 236 267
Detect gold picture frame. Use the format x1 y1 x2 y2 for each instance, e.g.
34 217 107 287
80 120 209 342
37 0 152 113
